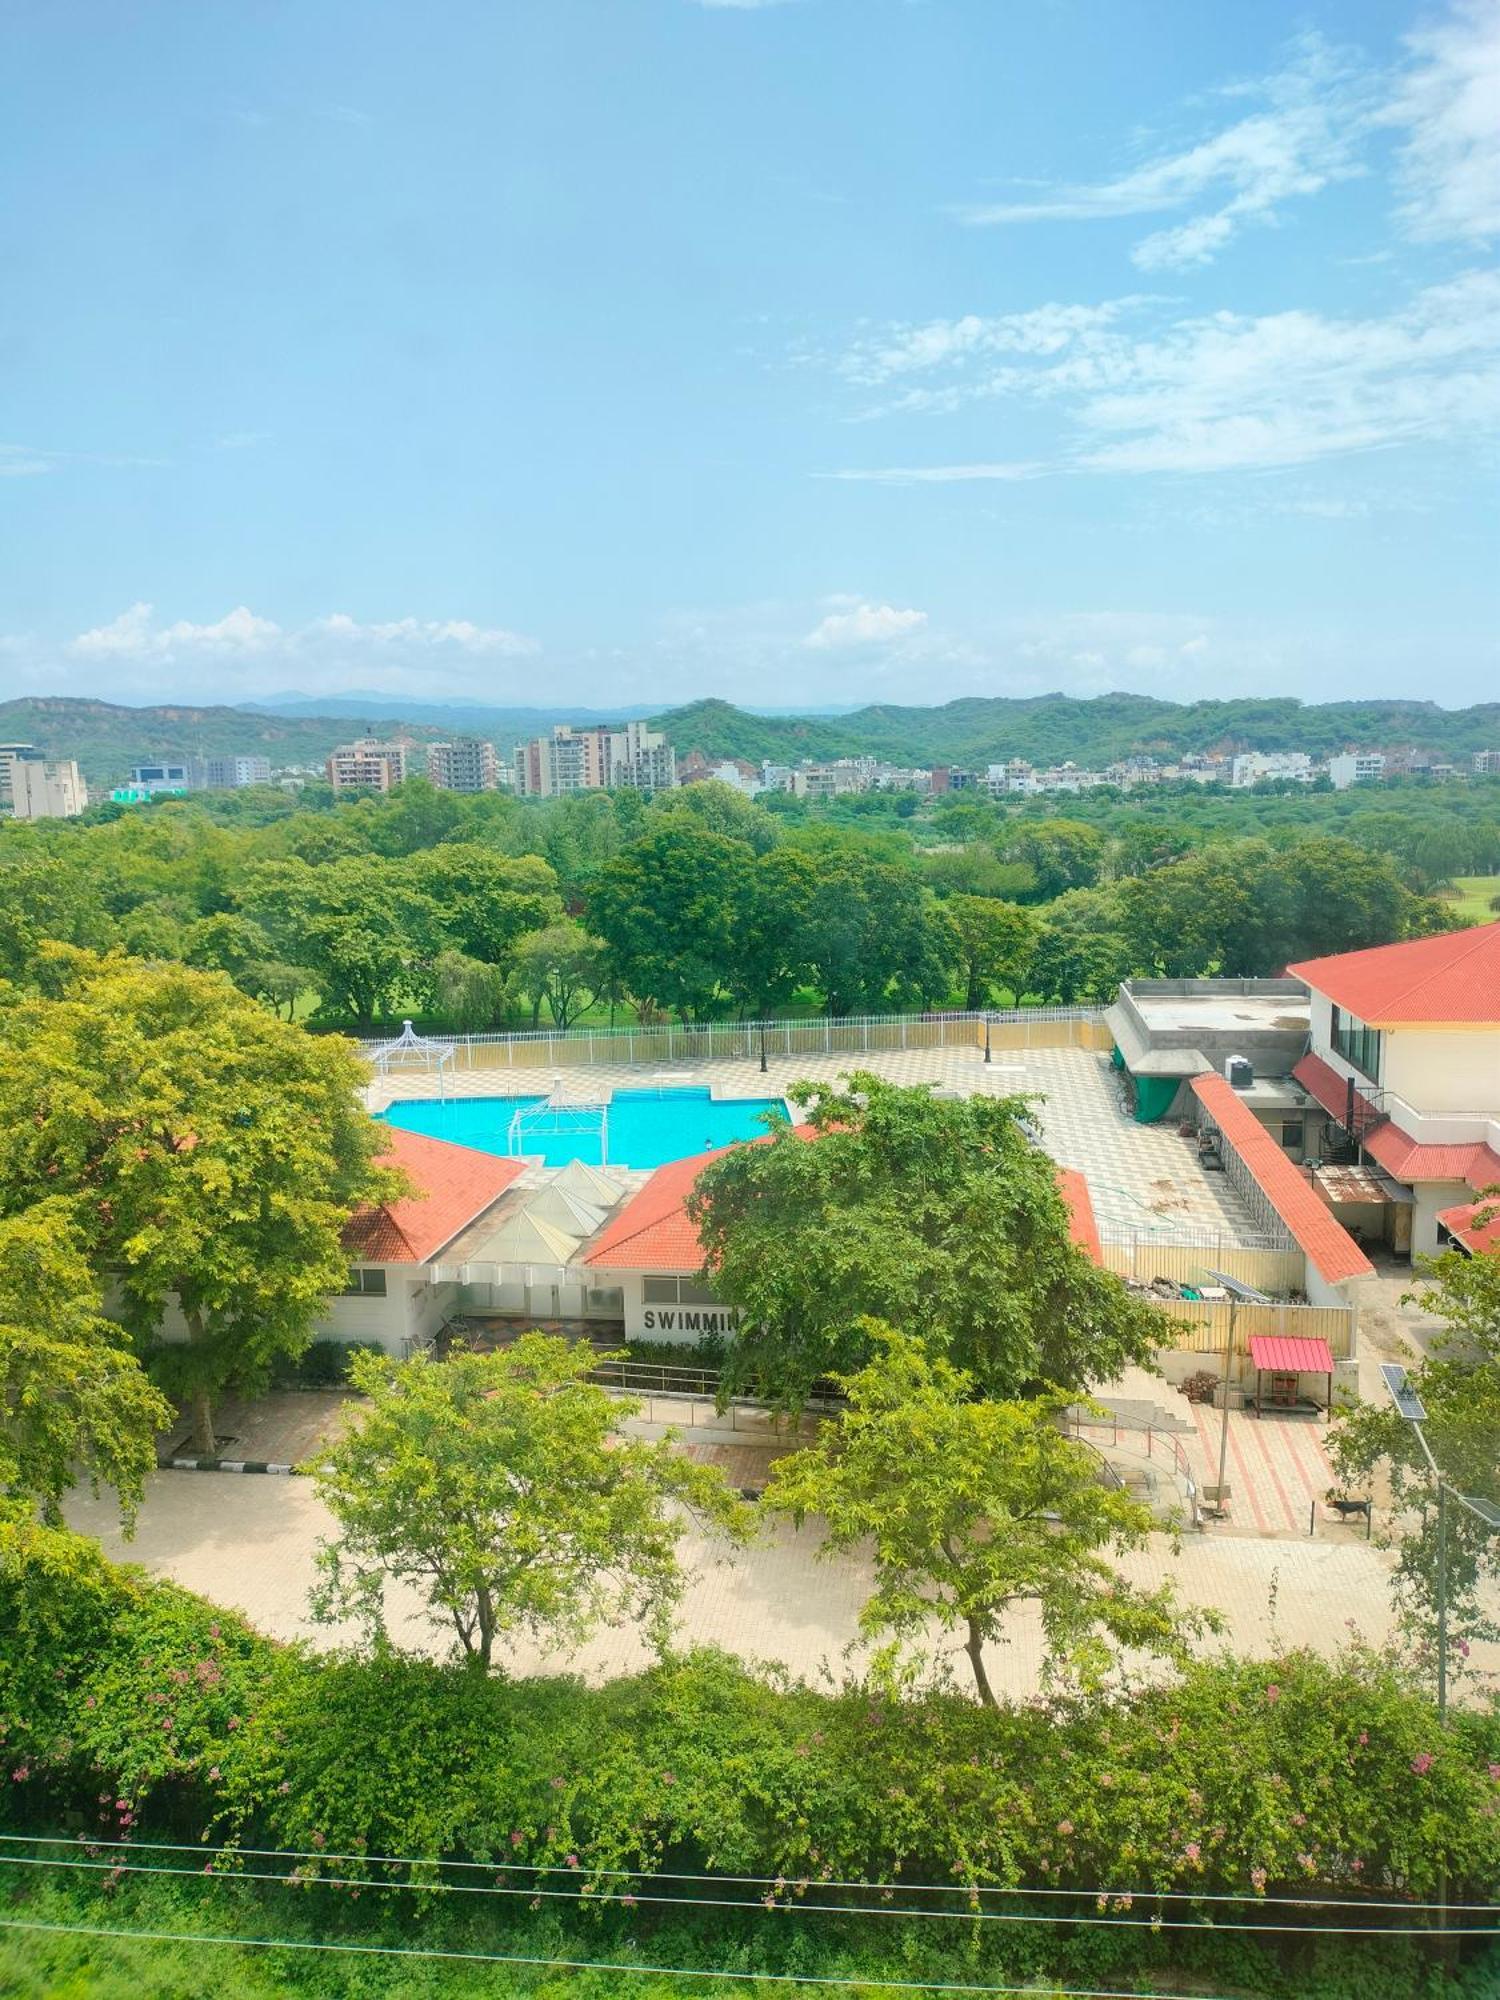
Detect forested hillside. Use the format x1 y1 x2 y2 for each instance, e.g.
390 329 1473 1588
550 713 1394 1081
652 693 1500 768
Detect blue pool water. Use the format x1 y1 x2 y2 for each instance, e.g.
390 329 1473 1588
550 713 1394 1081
379 1085 788 1170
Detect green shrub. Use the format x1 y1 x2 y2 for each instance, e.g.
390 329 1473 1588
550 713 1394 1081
269 1340 383 1390
3 1515 1498 1924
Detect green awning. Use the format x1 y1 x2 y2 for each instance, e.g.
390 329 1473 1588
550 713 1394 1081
1132 1074 1180 1124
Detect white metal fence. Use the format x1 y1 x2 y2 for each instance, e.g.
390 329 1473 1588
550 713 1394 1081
357 1005 1104 1073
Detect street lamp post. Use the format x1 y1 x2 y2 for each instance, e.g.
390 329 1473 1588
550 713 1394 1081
1379 1363 1500 1725
757 1019 768 1075
1199 1269 1273 1518
983 1013 992 1065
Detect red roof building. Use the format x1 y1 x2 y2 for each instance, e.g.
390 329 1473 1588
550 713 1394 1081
1287 920 1500 1026
343 1126 526 1265
1190 1074 1374 1289
584 1139 1106 1276
1435 1195 1500 1255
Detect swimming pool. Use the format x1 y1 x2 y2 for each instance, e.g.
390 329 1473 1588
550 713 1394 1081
378 1085 789 1170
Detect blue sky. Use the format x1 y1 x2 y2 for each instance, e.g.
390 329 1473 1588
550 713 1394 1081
2 0 1497 712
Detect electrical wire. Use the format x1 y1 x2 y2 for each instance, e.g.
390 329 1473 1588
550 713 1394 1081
0 1831 1480 1914
0 1914 1276 1997
0 1852 1490 1937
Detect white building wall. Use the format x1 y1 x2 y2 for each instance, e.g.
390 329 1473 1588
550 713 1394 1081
1380 1029 1500 1118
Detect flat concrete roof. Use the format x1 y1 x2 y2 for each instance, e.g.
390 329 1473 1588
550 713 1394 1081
1129 995 1310 1035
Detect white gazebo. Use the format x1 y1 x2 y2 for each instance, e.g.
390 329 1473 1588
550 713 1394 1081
369 1020 457 1100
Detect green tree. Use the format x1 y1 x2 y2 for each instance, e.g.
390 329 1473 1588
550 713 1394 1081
1330 1217 1500 1674
402 845 561 971
920 845 1036 902
942 895 1037 1009
0 950 399 1457
649 779 782 854
689 1075 1167 1408
429 950 511 1031
589 822 754 1023
312 1340 749 1669
765 1329 1211 1704
1028 888 1137 1002
240 855 433 1030
511 919 606 1029
0 1201 172 1528
789 843 949 1016
999 818 1105 901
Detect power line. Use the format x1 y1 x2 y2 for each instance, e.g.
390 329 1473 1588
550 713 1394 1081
0 1832 1477 1914
1 1853 1489 1938
0 1914 1258 1997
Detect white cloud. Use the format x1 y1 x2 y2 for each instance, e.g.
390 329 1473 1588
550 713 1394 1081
955 33 1370 269
804 602 929 648
827 270 1500 477
308 613 535 654
71 603 283 660
838 301 1149 388
0 447 53 478
1386 0 1500 242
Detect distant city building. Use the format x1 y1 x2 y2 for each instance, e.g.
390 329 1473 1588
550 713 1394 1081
128 760 195 795
0 743 88 819
514 722 676 798
426 737 499 792
1474 750 1500 776
1230 752 1314 788
202 754 272 789
1327 752 1387 790
326 740 410 792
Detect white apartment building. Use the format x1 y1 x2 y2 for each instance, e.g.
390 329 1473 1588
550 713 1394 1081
1327 752 1386 790
203 754 272 789
1473 750 1500 776
426 737 499 792
326 740 410 792
1231 752 1314 787
514 722 676 798
0 744 89 819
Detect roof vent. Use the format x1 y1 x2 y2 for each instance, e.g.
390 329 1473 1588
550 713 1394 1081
1225 1054 1254 1090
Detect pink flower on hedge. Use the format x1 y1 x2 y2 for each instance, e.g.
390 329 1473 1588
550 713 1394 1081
511 1831 524 1847
1358 1731 1368 1746
621 1893 636 1908
1250 1867 1267 1892
209 1624 220 1639
1056 1820 1073 1836
661 1772 676 1785
1488 1764 1500 1781
1290 1812 1306 1827
1351 1859 1364 1873
1411 1753 1434 1775
311 1831 325 1847
84 1697 96 1710
1184 1843 1201 1863
227 1716 240 1731
208 1767 221 1782
550 1776 565 1790
1265 1684 1281 1704
11 1767 28 1782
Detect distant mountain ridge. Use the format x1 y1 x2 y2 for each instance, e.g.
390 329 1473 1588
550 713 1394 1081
1 691 1495 790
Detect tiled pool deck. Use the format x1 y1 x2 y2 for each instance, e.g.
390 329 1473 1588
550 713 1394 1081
369 1043 1261 1247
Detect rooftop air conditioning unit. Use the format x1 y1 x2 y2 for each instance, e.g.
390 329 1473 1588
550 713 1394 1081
1225 1054 1254 1090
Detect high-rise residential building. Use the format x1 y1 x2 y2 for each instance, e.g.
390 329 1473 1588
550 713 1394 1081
0 744 89 819
513 722 676 798
326 740 410 792
1474 750 1500 776
426 737 499 792
203 754 272 789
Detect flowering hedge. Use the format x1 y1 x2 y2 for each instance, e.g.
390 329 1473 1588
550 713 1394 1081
3 1509 1498 1919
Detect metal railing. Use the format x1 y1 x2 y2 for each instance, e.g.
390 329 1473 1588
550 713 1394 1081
358 1006 1103 1073
1061 1405 1200 1522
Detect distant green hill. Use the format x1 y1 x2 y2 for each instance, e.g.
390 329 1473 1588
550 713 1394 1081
3 690 1497 790
649 694 1500 769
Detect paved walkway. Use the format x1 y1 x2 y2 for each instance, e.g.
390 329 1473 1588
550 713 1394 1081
65 1469 1498 1698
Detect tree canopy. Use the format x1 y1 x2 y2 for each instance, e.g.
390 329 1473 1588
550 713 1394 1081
764 1328 1213 1703
688 1074 1168 1409
312 1339 750 1669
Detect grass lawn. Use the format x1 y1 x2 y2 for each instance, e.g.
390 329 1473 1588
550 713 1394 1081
1441 874 1500 922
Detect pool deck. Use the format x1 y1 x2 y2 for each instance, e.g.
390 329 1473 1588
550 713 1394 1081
368 1043 1262 1249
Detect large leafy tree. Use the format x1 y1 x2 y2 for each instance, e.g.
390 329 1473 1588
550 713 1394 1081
789 843 949 1016
588 821 755 1023
239 855 435 1030
998 818 1105 901
0 1200 172 1528
312 1340 749 1669
1026 888 1138 1004
689 1074 1167 1408
0 949 400 1457
402 845 561 971
511 919 607 1029
765 1329 1211 1704
1330 1219 1500 1675
941 895 1037 1010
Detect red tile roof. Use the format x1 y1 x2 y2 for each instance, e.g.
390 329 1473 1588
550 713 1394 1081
1435 1196 1500 1254
1292 1051 1378 1124
344 1127 526 1265
584 1135 1107 1274
1287 921 1500 1026
1248 1334 1335 1375
1361 1122 1500 1190
1056 1167 1102 1263
1190 1074 1374 1286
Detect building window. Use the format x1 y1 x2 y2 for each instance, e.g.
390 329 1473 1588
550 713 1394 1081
642 1275 719 1306
342 1268 388 1297
1330 1006 1382 1083
1279 1121 1305 1153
